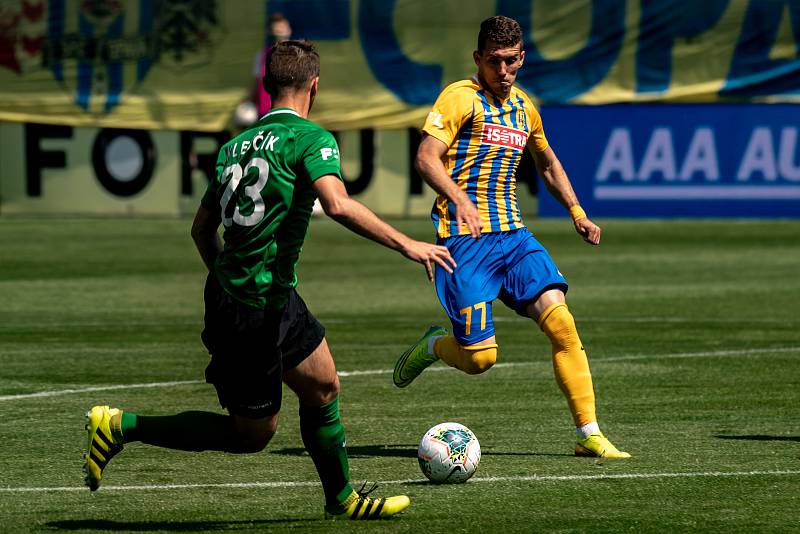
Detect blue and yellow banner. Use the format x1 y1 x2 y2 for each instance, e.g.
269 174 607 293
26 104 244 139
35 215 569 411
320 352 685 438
0 0 798 131
538 104 800 218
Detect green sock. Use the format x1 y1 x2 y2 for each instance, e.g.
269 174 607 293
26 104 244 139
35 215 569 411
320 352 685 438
122 410 244 452
300 398 354 507
120 412 138 442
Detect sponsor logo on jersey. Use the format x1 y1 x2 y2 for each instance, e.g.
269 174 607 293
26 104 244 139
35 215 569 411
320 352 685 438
427 111 444 129
320 147 339 160
481 124 527 151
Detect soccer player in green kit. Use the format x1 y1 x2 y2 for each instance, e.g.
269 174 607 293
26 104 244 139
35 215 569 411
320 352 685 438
83 40 455 520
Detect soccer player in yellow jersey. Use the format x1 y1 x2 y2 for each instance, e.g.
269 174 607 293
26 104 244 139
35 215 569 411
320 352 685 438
394 16 629 459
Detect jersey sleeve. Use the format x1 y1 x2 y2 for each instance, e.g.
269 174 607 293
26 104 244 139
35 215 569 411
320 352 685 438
523 93 549 153
422 83 473 147
298 129 343 182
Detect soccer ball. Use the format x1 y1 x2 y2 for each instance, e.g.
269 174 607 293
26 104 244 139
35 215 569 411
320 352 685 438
233 101 258 127
418 422 481 484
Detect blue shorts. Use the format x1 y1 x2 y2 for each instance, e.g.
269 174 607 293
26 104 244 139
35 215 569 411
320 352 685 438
435 228 568 345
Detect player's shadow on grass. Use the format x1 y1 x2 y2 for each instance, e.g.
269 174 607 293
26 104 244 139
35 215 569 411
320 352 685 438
271 444 417 458
271 445 571 458
483 450 573 457
715 434 800 442
47 518 314 531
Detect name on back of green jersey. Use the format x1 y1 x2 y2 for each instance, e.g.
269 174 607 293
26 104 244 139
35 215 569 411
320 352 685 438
226 130 280 159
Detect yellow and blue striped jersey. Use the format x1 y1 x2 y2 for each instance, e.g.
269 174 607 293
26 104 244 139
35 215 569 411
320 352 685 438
423 77 549 238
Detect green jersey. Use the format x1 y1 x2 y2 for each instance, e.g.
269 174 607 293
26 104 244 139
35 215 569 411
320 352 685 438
201 107 342 310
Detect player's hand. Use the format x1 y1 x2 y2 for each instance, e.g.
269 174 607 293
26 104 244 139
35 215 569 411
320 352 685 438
401 241 457 282
574 217 601 245
455 198 482 238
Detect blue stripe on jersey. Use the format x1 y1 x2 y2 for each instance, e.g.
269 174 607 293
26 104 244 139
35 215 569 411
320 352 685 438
470 91 494 233
456 110 486 235
483 94 509 233
430 203 440 234
436 112 474 237
506 151 523 229
505 96 526 229
508 97 520 129
430 202 439 233
451 112 474 183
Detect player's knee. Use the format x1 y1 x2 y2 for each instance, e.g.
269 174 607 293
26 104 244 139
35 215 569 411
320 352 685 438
462 345 497 374
231 415 278 453
317 374 340 405
539 304 577 345
301 374 340 406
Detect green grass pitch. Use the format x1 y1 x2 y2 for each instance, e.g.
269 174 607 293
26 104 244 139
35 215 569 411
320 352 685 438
0 217 798 532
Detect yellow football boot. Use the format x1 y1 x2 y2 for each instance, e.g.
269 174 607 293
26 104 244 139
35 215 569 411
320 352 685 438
575 432 631 459
83 405 124 491
325 483 410 520
393 325 447 388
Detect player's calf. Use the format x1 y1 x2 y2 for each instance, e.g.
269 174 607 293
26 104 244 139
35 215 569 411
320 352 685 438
435 336 497 374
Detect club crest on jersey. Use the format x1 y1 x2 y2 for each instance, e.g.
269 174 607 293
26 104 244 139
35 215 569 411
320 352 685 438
0 0 221 112
481 124 527 151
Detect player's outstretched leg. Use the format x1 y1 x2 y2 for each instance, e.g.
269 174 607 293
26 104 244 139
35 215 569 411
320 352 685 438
393 325 448 388
576 432 631 459
83 405 124 491
325 482 410 520
537 302 630 459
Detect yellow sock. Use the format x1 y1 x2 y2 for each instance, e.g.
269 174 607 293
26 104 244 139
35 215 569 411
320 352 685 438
434 335 497 375
538 303 597 427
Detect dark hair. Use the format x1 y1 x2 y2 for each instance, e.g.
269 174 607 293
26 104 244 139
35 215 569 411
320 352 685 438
268 12 288 25
263 40 320 97
477 16 522 51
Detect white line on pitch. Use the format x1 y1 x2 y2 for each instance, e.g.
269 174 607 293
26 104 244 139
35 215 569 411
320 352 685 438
1 346 796 402
2 469 798 493
0 380 204 401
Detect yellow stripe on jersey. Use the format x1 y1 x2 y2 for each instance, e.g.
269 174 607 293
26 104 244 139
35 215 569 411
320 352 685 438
422 78 548 239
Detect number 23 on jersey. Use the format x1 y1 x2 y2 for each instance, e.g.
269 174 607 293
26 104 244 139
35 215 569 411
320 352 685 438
218 158 270 228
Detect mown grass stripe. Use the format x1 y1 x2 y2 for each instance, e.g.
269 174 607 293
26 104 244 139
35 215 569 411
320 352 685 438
1 346 796 402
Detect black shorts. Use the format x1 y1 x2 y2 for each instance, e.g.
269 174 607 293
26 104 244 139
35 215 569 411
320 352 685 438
200 274 325 418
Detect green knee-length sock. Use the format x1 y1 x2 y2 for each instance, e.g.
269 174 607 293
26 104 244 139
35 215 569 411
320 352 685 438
299 398 354 506
121 411 247 452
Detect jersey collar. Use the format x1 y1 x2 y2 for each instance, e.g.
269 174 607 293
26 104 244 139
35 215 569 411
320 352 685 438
259 107 301 121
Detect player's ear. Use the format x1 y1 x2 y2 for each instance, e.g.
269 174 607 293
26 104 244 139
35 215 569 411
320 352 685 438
308 77 319 112
519 49 525 66
309 77 319 101
473 49 481 67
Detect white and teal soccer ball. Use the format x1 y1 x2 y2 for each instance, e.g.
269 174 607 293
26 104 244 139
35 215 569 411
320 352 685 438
418 422 481 484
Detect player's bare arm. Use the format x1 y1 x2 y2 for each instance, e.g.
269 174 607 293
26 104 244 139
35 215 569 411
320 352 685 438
314 175 456 281
416 134 482 238
531 145 602 245
191 203 223 270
